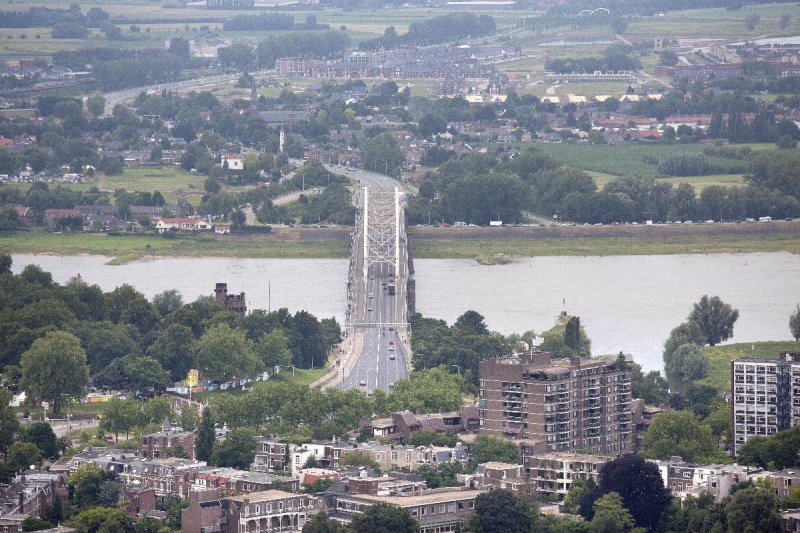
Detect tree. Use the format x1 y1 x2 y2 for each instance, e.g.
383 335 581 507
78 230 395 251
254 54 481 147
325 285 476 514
663 321 705 364
339 451 382 474
0 388 20 459
790 304 800 342
564 316 582 352
664 343 709 394
563 477 593 515
152 289 183 317
780 13 792 29
123 356 171 393
101 398 144 440
630 363 668 405
590 492 635 533
383 366 466 414
471 433 520 464
22 515 52 532
688 295 739 346
6 442 43 472
470 489 530 533
194 324 263 382
195 408 215 463
146 324 195 382
350 502 418 533
641 410 726 463
86 94 106 118
211 428 257 469
725 487 781 533
23 422 58 459
746 13 760 30
20 331 88 414
363 132 404 176
70 506 128 533
254 329 293 370
580 455 672 531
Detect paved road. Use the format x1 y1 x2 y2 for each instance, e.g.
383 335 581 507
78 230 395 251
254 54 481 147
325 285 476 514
289 159 408 193
337 188 411 394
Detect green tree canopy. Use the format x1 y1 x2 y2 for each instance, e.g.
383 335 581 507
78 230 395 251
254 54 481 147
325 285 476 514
195 408 215 463
349 502 418 533
590 492 636 533
641 409 727 464
21 331 89 414
23 422 58 460
382 366 466 414
470 489 531 533
194 323 263 382
0 388 20 458
471 433 520 464
725 486 781 533
254 329 293 370
688 295 740 346
211 428 256 470
790 303 800 342
580 455 672 531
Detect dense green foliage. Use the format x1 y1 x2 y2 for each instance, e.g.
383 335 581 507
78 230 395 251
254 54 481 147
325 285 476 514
579 455 672 531
362 13 495 50
640 409 729 463
410 311 507 386
211 366 464 441
0 257 340 402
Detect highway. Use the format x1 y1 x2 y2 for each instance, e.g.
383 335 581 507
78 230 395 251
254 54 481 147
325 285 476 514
337 185 411 394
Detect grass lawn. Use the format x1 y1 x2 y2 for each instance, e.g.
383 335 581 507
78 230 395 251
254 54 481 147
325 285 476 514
410 231 800 264
0 228 350 264
700 341 800 393
98 167 207 205
536 142 762 179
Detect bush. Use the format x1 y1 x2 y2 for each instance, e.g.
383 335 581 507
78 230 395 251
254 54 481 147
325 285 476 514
657 153 709 176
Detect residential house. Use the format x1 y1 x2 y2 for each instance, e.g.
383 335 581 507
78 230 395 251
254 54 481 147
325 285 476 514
140 418 195 460
252 438 290 473
181 489 320 533
327 487 488 533
220 154 243 171
461 462 529 494
0 473 69 533
523 453 612 496
44 209 80 227
155 217 212 233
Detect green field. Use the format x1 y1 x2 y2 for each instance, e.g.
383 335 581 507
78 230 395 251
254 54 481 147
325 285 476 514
98 166 208 205
0 228 350 264
535 142 772 182
625 5 800 40
699 341 800 393
410 233 800 264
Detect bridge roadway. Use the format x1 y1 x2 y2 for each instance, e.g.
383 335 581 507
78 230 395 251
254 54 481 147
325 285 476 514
284 161 410 393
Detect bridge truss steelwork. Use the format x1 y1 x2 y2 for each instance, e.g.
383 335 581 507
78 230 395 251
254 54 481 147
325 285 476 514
363 187 400 279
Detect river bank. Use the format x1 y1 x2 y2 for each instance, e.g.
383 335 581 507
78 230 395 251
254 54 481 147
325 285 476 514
1 221 798 264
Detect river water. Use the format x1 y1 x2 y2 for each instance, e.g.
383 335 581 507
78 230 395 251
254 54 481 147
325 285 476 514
11 252 800 373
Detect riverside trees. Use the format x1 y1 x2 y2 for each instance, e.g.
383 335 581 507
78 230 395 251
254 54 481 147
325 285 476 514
0 256 340 405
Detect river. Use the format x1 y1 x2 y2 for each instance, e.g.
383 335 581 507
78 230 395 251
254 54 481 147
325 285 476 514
11 252 800 373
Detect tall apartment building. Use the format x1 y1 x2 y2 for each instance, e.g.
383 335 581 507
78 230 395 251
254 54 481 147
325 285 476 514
479 352 633 461
731 352 800 456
